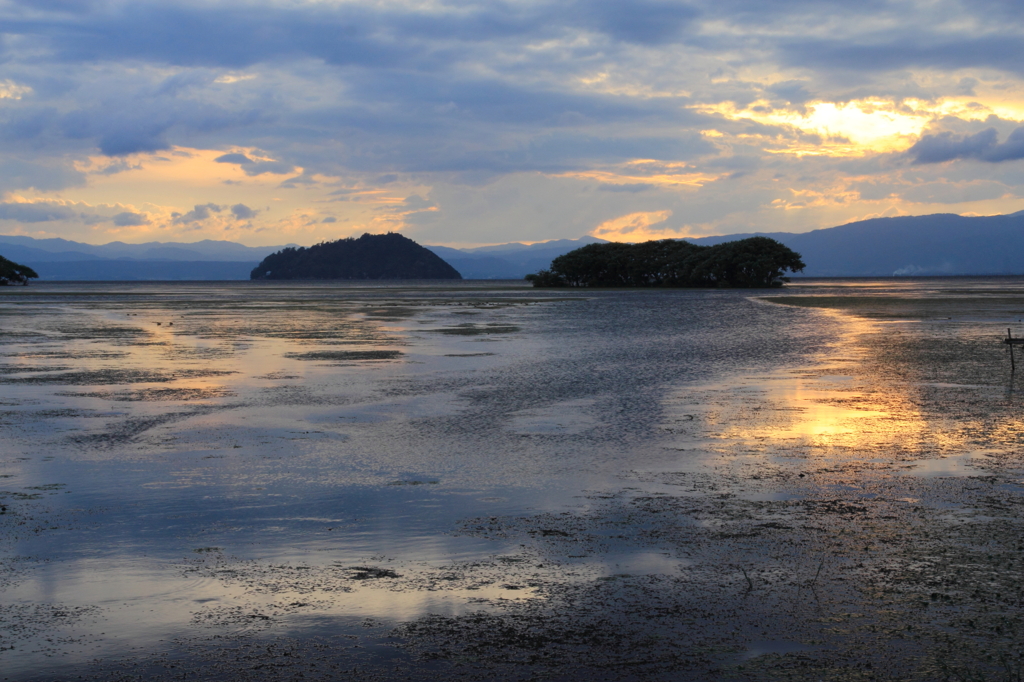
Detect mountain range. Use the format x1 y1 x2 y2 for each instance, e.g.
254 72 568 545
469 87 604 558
0 236 290 280
3 211 1024 280
683 211 1024 277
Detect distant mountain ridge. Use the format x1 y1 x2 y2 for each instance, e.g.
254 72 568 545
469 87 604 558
5 213 1024 279
424 236 609 279
0 235 289 262
683 212 1024 277
0 235 292 280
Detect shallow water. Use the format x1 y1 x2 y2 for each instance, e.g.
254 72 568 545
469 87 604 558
3 278 1024 680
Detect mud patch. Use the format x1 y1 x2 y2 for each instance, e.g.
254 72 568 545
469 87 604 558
57 387 236 402
428 324 520 336
0 603 103 647
1 368 237 385
284 350 403 361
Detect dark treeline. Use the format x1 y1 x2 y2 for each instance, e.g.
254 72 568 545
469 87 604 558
526 237 805 288
251 232 462 280
0 254 38 285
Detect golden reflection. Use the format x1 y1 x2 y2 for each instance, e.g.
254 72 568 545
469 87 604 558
663 312 973 463
672 373 934 459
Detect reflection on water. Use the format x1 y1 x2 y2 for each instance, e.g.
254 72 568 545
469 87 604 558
3 279 1024 678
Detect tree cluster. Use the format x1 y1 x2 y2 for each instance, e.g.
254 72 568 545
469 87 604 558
0 255 39 285
526 237 805 288
251 232 462 280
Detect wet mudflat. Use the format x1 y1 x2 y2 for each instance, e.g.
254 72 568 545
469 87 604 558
2 278 1024 681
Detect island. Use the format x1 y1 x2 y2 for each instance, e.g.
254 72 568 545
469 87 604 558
526 236 805 288
250 233 462 280
0 254 39 285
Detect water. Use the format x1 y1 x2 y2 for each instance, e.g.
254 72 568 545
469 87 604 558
3 279 1024 680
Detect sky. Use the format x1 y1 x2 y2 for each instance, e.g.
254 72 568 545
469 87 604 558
3 0 1024 247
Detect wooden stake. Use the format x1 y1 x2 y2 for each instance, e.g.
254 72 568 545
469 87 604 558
1010 329 1015 372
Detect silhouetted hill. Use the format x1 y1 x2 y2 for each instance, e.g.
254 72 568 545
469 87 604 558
252 233 462 280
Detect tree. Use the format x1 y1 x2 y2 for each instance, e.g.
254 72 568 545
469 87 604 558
688 237 806 287
546 243 623 286
0 255 39 285
524 270 566 287
526 237 804 288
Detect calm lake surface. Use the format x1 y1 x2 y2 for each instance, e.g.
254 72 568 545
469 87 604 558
3 279 1024 680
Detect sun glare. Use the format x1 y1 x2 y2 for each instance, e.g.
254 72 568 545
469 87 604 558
698 97 1024 157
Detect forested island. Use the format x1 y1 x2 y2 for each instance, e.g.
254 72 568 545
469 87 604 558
0 254 38 285
251 233 462 280
526 236 805 288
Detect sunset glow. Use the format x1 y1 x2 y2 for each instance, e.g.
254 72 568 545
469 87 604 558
1 1 1023 246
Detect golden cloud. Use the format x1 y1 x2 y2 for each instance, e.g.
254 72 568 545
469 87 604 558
697 97 1024 157
589 210 678 242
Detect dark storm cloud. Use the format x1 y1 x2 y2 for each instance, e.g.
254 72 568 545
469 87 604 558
908 127 1024 164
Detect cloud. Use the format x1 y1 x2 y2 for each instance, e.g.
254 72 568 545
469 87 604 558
0 0 702 73
598 183 656 193
765 80 812 105
59 106 195 157
215 153 296 176
172 203 223 224
230 203 257 220
214 153 251 165
901 180 1011 204
589 210 675 242
584 0 700 45
0 79 32 100
0 200 79 222
402 195 434 210
0 158 85 191
97 128 171 157
779 35 1024 76
6 0 1024 248
908 127 1024 164
112 211 149 226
